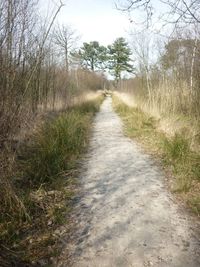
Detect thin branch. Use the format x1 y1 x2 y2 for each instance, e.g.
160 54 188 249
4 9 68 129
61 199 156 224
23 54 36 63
10 1 65 122
182 0 200 23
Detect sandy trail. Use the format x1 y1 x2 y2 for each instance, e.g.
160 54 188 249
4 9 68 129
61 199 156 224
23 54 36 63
69 97 199 267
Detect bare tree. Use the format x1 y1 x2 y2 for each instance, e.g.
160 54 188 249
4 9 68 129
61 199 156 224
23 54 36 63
117 0 200 26
53 24 80 73
116 0 153 27
130 31 153 102
163 0 200 24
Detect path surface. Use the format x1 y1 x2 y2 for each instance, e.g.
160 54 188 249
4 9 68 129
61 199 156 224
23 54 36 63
69 97 200 267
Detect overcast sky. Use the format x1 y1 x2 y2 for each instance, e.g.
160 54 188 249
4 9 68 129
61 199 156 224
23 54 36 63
40 0 132 46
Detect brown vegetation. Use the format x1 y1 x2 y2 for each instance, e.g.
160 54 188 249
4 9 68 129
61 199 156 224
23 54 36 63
0 1 106 265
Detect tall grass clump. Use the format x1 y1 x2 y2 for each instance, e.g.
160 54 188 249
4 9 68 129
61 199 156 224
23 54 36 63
162 133 200 192
20 112 88 186
163 134 190 163
19 97 103 187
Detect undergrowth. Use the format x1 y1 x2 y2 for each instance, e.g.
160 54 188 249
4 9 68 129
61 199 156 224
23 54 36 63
20 111 91 186
113 95 200 216
0 95 104 266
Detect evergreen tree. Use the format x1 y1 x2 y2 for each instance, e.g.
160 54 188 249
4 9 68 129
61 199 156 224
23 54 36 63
71 41 107 71
108 37 134 82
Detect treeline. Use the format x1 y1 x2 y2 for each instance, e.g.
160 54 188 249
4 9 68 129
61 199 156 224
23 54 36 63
118 0 200 122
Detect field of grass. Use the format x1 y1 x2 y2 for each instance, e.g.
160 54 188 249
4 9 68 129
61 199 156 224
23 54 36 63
0 95 104 266
113 95 200 216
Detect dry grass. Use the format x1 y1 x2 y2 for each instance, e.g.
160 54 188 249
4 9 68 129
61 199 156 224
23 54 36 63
115 91 200 152
113 95 200 217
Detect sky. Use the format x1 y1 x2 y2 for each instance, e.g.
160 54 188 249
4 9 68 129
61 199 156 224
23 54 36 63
39 0 170 78
40 0 132 46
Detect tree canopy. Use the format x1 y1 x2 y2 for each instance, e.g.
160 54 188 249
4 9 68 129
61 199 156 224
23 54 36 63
71 41 107 71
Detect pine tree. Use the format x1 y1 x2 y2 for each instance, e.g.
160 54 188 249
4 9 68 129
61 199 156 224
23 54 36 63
108 37 134 82
71 41 107 71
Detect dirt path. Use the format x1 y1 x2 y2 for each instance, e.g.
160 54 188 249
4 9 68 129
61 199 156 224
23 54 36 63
67 96 200 267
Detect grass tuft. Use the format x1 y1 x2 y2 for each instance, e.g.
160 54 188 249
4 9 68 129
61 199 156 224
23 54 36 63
187 196 200 216
163 134 190 162
20 111 90 186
